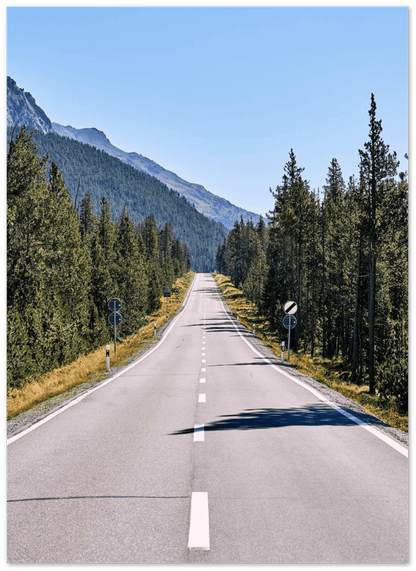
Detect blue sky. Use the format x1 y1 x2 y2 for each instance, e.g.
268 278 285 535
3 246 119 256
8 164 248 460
6 4 408 218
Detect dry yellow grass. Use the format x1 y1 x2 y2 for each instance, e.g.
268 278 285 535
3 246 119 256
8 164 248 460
214 273 408 433
7 272 194 419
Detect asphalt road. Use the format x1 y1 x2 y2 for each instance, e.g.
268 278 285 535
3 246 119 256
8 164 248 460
7 273 408 563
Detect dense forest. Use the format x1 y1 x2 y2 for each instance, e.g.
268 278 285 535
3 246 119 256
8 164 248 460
216 95 408 413
6 127 228 272
7 126 192 392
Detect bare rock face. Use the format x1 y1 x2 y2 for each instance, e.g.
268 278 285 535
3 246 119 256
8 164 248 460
7 76 53 134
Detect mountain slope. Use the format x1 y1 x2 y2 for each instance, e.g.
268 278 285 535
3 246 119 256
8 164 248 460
52 123 260 229
7 126 228 272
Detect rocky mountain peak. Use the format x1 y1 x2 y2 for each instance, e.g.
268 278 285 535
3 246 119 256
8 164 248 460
7 76 53 134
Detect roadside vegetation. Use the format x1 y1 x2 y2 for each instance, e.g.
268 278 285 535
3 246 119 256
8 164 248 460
7 126 192 399
214 273 408 433
216 95 407 421
7 272 194 420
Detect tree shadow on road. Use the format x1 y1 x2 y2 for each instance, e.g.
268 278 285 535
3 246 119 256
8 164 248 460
170 404 388 435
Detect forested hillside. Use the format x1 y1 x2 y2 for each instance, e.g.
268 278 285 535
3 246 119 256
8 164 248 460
7 126 228 272
216 95 408 413
7 127 191 392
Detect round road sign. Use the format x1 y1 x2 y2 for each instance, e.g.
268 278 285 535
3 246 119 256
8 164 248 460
108 312 123 326
108 298 122 312
283 315 297 329
284 301 298 315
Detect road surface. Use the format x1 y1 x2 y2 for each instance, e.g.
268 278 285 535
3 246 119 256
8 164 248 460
7 273 408 563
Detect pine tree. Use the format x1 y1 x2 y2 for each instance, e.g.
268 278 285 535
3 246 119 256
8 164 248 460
116 209 148 335
89 198 119 341
358 94 399 393
79 191 97 238
139 215 162 312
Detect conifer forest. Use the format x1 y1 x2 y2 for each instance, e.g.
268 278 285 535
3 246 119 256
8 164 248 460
7 126 191 393
216 95 408 413
7 95 408 415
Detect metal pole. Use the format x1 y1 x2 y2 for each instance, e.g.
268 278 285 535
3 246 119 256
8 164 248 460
114 309 117 354
288 315 291 361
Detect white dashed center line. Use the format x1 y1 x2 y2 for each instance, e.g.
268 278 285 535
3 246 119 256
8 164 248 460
193 424 205 442
188 492 210 550
198 393 206 403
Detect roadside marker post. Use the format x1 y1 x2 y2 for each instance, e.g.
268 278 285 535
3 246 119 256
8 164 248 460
283 302 297 362
106 344 110 371
108 298 122 354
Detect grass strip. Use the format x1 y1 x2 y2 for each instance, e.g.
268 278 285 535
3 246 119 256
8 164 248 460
214 273 408 433
7 272 194 420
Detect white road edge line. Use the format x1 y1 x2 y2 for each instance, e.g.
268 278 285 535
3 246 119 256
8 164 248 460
218 292 408 458
7 275 198 446
188 492 210 550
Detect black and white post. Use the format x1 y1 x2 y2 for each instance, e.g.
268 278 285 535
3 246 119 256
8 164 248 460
108 298 122 355
283 301 298 362
106 344 110 371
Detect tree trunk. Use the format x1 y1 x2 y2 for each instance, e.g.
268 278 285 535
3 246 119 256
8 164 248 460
368 245 376 393
351 239 362 384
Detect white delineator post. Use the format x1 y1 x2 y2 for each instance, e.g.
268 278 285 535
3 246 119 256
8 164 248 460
106 344 110 371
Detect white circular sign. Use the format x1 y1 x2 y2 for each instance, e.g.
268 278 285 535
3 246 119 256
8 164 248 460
284 301 298 314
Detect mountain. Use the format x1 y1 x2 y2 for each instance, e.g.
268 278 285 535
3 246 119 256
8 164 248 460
52 124 260 229
7 77 229 272
7 76 53 134
7 76 260 229
7 126 228 272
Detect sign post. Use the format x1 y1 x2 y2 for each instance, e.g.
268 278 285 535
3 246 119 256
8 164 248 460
283 301 297 361
163 287 171 320
108 298 122 354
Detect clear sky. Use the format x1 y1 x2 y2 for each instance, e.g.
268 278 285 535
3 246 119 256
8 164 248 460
6 3 409 218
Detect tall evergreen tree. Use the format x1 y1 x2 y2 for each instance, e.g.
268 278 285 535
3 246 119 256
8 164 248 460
358 94 399 393
116 208 148 335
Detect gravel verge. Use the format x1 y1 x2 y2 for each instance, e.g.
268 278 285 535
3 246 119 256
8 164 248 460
221 302 408 449
7 324 170 440
7 278 195 440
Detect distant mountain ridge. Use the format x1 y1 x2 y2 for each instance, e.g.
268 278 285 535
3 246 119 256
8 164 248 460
7 76 260 229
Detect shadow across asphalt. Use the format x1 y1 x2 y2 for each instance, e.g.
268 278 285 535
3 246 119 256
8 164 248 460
210 357 281 367
170 404 387 435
